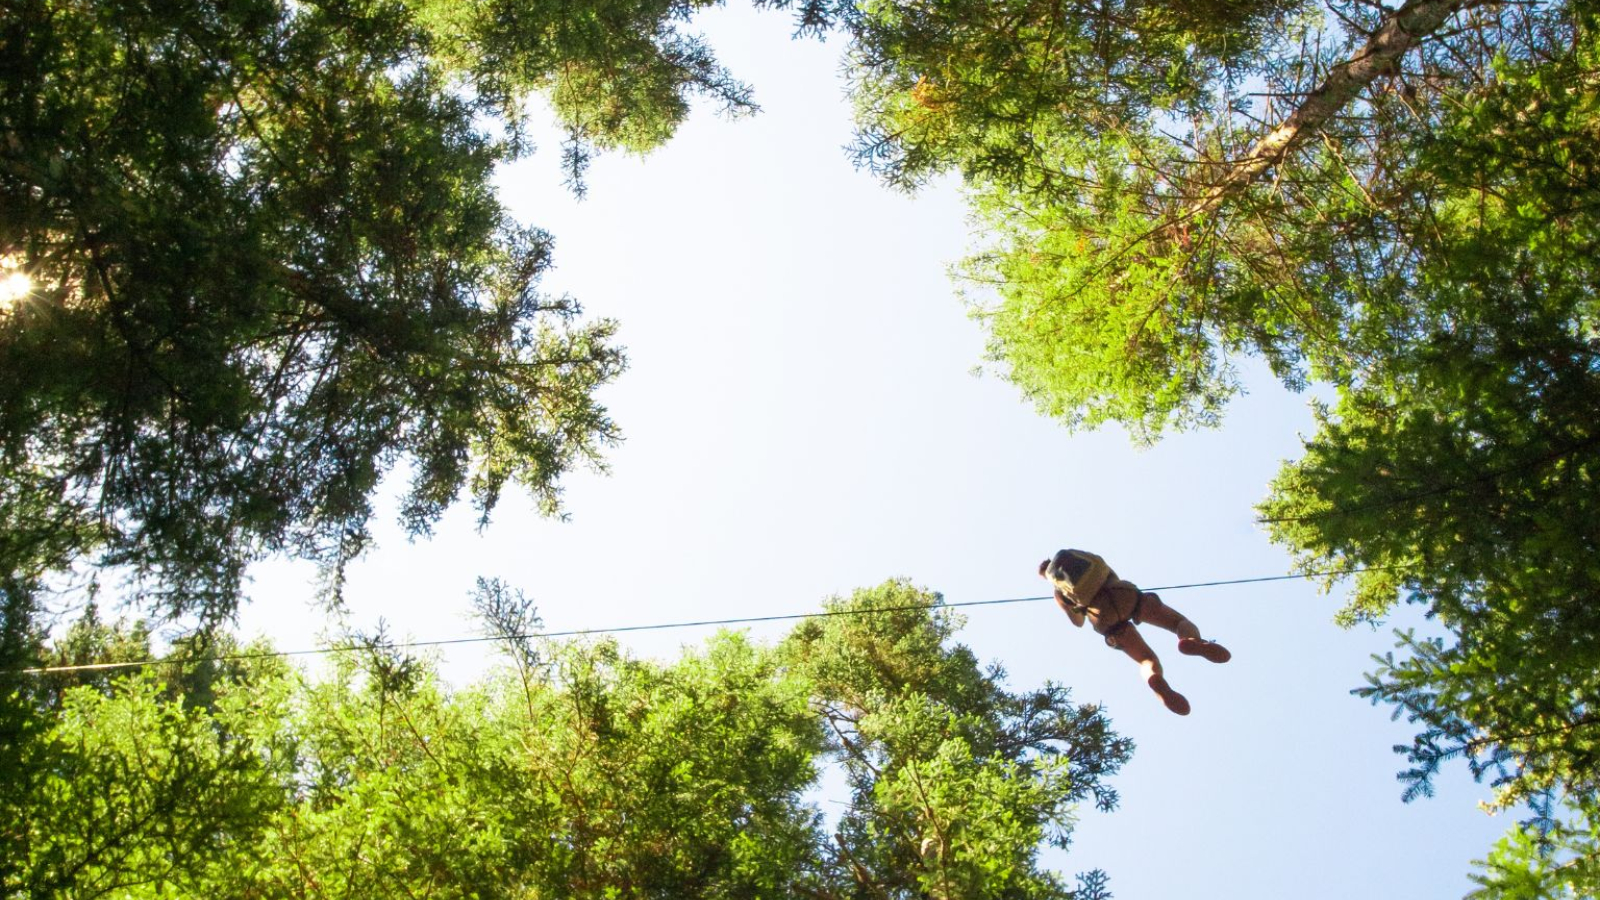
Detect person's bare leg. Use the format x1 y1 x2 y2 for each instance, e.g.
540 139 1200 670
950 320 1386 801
1115 625 1190 715
1137 593 1231 663
1136 593 1199 640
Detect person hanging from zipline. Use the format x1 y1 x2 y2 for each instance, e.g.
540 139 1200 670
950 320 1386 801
1040 548 1231 716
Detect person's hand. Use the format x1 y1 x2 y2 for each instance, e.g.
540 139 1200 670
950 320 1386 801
1053 589 1085 627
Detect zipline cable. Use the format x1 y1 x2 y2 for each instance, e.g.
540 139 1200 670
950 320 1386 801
7 564 1413 677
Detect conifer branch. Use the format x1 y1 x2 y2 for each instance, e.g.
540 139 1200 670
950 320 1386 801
1184 0 1491 221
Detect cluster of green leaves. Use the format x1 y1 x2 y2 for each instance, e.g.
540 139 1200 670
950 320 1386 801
1467 810 1600 900
0 616 294 898
10 0 1598 889
777 0 1600 885
1256 9 1600 879
0 0 758 627
825 0 1316 439
784 581 1131 899
2 580 1131 899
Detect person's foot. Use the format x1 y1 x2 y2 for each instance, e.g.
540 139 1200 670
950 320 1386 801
1148 674 1190 715
1178 637 1231 664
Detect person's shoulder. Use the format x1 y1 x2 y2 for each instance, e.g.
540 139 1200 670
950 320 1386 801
1064 548 1108 567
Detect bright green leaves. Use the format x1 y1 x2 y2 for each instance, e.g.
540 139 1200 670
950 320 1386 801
1253 26 1600 856
835 0 1591 448
4 580 1132 899
1259 283 1600 827
832 0 1316 439
871 739 1075 899
1467 812 1600 900
10 665 294 899
785 581 1132 899
482 634 826 899
824 0 1600 880
964 165 1241 441
785 579 992 709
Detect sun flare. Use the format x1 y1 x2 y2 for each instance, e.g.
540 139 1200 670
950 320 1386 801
0 257 30 307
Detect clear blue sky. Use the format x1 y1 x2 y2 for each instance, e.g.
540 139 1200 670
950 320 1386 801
243 5 1508 896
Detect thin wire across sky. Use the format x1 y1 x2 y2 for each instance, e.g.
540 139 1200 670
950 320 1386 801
11 566 1405 676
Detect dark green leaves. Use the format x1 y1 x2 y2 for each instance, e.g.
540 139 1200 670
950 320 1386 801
0 0 756 621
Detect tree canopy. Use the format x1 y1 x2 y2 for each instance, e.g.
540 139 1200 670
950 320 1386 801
0 0 768 626
787 0 1600 887
3 581 1131 900
6 0 1600 892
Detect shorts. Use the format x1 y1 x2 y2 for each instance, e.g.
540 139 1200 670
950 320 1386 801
1089 579 1150 648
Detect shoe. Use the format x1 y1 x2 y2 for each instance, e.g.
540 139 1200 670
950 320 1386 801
1178 637 1231 664
1148 674 1190 716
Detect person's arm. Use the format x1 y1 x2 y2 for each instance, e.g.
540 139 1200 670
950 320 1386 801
1041 557 1086 628
1054 589 1086 627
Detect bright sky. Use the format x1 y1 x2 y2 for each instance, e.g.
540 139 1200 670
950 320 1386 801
243 6 1509 896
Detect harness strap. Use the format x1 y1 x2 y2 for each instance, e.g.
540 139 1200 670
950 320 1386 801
1095 588 1147 648
1086 586 1144 628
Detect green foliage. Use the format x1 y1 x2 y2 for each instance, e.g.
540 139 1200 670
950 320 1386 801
802 0 1600 881
822 0 1314 440
842 0 1257 190
4 650 294 898
1466 810 1600 900
2 580 1131 899
1253 8 1600 855
0 0 763 623
784 580 1131 899
249 639 817 899
813 0 1597 451
416 0 755 183
10 0 1598 888
962 159 1248 440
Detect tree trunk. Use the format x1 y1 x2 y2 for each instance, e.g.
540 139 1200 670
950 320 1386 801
1185 0 1488 220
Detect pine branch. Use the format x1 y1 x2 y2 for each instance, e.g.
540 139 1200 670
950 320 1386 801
1184 0 1492 222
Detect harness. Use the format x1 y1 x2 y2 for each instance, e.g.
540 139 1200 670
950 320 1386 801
1048 549 1145 646
1097 592 1146 643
